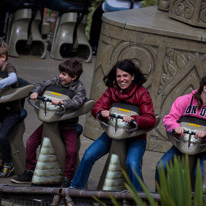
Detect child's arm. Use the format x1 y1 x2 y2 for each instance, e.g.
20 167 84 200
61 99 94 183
32 76 58 95
163 94 192 132
0 72 17 89
63 81 87 110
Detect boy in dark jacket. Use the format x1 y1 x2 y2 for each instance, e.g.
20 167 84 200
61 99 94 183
11 57 86 186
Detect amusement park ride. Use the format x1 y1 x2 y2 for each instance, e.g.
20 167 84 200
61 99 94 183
27 90 94 186
0 79 34 175
1 0 206 205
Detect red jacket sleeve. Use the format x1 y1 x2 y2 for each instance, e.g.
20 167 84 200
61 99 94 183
131 90 156 129
91 89 111 118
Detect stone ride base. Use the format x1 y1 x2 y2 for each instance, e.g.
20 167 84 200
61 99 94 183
84 6 206 153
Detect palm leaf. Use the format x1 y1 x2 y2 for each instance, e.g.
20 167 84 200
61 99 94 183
183 155 192 206
92 196 107 206
194 159 203 206
122 169 146 206
133 170 157 206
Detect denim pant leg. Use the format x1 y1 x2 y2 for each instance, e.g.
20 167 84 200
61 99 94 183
71 132 112 189
0 109 20 163
126 138 147 191
155 146 181 185
194 152 206 178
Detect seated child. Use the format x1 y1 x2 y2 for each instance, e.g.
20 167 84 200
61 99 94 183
0 38 21 177
11 57 87 187
155 76 206 188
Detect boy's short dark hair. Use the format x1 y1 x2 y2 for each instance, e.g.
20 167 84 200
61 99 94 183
0 38 8 60
59 58 83 80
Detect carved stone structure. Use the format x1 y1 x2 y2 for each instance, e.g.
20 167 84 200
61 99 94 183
158 0 170 11
84 4 206 153
158 0 206 28
169 0 206 28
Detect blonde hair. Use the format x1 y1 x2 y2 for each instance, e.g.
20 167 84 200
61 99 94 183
0 38 8 60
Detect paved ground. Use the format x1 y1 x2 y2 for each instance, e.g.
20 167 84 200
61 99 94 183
0 52 164 193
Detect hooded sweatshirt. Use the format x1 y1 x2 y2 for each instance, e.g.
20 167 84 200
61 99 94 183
163 90 206 132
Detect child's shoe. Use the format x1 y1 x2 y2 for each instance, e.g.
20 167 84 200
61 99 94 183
61 177 71 188
10 169 33 184
0 163 14 178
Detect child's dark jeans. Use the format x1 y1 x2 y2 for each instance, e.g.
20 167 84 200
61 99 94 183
0 108 21 163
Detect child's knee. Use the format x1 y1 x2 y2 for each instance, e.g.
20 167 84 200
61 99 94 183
127 160 141 171
83 149 95 162
26 138 35 150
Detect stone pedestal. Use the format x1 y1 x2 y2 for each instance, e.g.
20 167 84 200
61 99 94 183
84 6 206 153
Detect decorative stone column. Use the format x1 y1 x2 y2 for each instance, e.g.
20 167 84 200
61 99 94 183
84 5 206 153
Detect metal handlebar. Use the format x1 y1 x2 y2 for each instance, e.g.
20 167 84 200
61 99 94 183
110 114 138 132
27 97 40 110
97 112 138 132
37 96 52 102
169 129 206 148
169 129 197 135
27 96 66 115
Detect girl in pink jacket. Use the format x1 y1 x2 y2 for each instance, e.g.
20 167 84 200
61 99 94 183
156 76 206 189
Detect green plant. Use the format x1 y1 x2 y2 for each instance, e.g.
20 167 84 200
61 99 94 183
156 155 205 206
85 0 104 39
94 155 206 206
141 0 157 7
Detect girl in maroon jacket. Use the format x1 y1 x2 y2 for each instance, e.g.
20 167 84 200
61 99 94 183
71 59 156 191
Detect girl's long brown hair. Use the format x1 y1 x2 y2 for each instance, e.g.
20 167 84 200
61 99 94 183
103 59 146 88
194 76 206 109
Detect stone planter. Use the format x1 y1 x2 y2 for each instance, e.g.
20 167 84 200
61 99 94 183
169 0 206 28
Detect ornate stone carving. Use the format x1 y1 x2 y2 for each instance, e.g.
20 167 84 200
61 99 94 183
169 0 206 27
159 48 195 93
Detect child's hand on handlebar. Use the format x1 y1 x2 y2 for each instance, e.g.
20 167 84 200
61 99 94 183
52 98 64 106
195 130 206 138
174 127 185 136
101 110 110 119
173 127 206 138
30 92 38 100
122 115 134 123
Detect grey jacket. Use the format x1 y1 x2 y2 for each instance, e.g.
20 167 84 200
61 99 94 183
32 76 87 128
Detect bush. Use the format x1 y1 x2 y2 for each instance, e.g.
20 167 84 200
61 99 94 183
141 0 157 7
94 155 206 206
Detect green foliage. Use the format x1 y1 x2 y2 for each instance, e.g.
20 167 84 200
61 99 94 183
85 0 104 39
141 0 157 7
156 156 192 206
123 169 157 206
95 155 206 206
